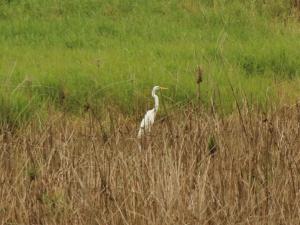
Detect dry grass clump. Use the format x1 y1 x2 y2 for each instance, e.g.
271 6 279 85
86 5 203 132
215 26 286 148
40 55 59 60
0 104 300 225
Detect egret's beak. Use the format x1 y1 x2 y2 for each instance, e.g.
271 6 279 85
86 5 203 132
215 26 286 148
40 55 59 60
160 87 168 90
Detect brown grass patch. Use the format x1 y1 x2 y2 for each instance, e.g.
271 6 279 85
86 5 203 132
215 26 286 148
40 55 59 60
0 104 300 224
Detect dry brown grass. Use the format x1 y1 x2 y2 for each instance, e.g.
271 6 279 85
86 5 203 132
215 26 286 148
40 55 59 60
1 103 300 225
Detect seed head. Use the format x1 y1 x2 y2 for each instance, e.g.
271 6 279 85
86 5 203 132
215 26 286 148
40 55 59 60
196 65 203 84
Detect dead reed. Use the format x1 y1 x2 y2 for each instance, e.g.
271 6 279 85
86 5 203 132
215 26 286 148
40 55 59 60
195 65 203 100
0 103 300 225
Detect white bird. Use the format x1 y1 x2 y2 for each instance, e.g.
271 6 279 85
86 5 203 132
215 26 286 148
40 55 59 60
138 86 168 139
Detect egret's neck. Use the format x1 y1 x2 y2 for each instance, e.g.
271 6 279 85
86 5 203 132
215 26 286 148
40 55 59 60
152 90 159 111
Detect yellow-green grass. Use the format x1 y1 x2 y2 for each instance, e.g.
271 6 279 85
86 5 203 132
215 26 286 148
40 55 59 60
0 0 299 126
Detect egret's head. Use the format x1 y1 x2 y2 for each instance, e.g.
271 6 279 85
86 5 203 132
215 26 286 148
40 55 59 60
152 86 168 93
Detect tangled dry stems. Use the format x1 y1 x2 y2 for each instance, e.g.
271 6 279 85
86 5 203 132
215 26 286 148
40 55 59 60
0 104 300 225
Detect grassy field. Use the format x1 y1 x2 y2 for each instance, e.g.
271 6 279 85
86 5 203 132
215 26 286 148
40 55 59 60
0 0 300 126
0 1 300 224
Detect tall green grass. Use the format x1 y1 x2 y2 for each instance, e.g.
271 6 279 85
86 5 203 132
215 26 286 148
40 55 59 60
0 0 299 126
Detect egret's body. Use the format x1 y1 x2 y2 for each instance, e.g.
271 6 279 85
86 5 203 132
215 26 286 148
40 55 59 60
138 108 156 138
138 86 167 139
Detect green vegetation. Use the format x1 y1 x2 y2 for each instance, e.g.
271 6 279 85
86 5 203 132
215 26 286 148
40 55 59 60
0 0 299 126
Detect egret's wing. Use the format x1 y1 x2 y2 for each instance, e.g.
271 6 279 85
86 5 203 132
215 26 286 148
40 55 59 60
144 109 155 131
138 109 156 138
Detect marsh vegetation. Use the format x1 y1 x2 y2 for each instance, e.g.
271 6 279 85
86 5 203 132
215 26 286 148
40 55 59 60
0 1 300 224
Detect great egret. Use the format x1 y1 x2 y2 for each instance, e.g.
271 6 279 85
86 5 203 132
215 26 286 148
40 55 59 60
137 86 168 139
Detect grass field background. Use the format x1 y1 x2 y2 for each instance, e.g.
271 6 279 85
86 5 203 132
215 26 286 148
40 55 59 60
0 0 299 126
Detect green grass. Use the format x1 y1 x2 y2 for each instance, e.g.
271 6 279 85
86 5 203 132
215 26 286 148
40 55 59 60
0 0 299 126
